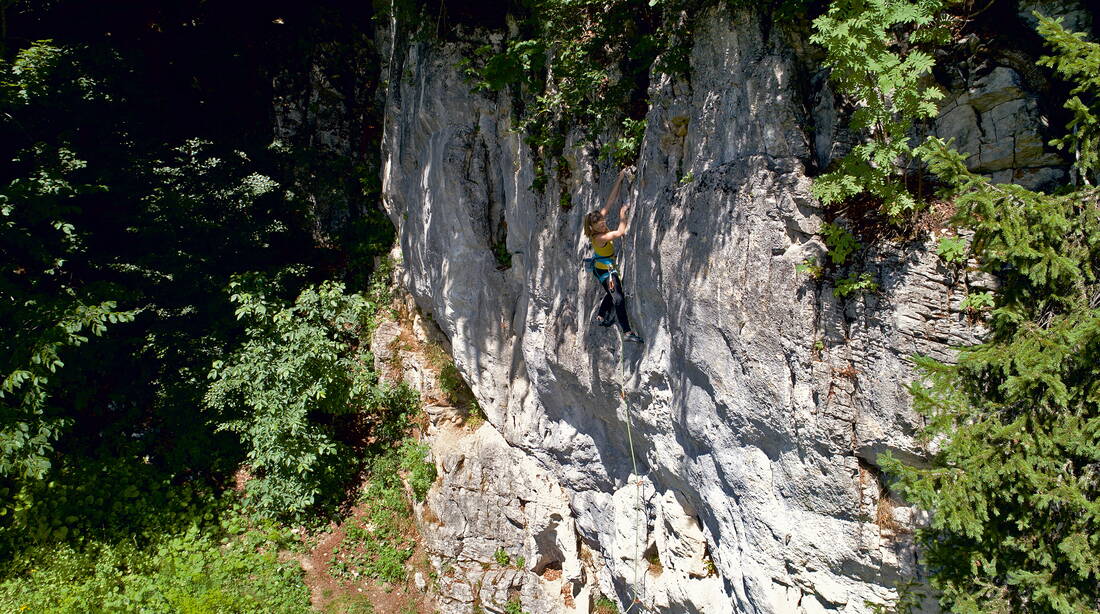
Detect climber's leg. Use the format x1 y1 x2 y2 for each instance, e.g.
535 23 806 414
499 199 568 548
596 289 616 326
602 273 633 334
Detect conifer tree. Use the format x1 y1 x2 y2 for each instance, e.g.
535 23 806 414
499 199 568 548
882 14 1100 614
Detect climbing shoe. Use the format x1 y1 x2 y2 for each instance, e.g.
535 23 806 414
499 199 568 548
624 332 644 344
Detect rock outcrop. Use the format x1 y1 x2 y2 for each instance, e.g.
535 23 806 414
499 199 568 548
371 4 1070 614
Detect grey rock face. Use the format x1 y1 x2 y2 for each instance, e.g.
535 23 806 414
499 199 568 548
423 423 582 614
374 7 1023 614
935 65 1064 190
1017 0 1094 34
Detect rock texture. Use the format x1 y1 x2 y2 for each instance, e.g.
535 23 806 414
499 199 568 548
373 5 1065 614
934 65 1065 190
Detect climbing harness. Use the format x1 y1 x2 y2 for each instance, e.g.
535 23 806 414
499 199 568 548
582 255 618 283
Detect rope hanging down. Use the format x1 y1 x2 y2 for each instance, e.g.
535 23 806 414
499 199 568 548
612 214 649 614
619 338 649 614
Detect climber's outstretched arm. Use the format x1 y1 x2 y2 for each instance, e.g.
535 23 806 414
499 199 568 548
594 196 632 243
600 167 631 217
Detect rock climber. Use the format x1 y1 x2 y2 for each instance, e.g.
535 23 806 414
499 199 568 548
584 167 643 344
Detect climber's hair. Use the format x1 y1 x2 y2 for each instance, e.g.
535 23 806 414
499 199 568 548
584 211 609 239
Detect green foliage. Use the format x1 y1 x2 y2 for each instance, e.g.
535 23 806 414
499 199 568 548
326 593 377 614
821 222 860 265
398 439 436 502
959 291 994 312
833 272 878 298
504 598 529 614
796 258 824 279
593 593 619 614
1 9 399 613
465 400 487 429
493 547 511 567
0 300 135 480
366 256 397 331
0 34 364 528
371 383 421 448
514 555 526 569
206 279 397 520
1036 14 1100 186
426 342 478 413
879 18 1100 613
679 170 695 184
936 235 968 264
458 0 695 186
329 451 416 584
810 0 950 220
492 239 513 269
0 489 309 614
0 451 219 560
0 44 140 481
600 118 647 166
459 40 546 93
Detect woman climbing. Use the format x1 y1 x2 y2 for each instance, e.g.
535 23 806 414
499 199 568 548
584 167 643 344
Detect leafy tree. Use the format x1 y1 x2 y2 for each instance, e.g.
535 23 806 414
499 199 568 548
810 0 950 220
882 14 1100 613
0 43 137 481
206 278 415 519
0 1 403 607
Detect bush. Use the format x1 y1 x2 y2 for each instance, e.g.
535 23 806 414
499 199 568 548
399 440 436 502
205 278 384 520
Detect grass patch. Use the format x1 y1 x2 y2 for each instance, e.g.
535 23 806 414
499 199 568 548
325 593 377 614
0 498 309 614
594 593 620 614
327 450 417 585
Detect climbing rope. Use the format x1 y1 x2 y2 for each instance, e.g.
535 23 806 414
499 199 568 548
619 341 648 613
613 200 649 613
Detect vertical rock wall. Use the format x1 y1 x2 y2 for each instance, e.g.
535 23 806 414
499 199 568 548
373 5 1069 613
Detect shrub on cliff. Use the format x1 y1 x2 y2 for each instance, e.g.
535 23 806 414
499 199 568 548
810 0 950 221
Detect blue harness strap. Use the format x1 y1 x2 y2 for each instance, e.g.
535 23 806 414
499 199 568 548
583 256 617 283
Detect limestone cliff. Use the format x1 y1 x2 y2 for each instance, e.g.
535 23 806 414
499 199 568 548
365 4 1080 613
